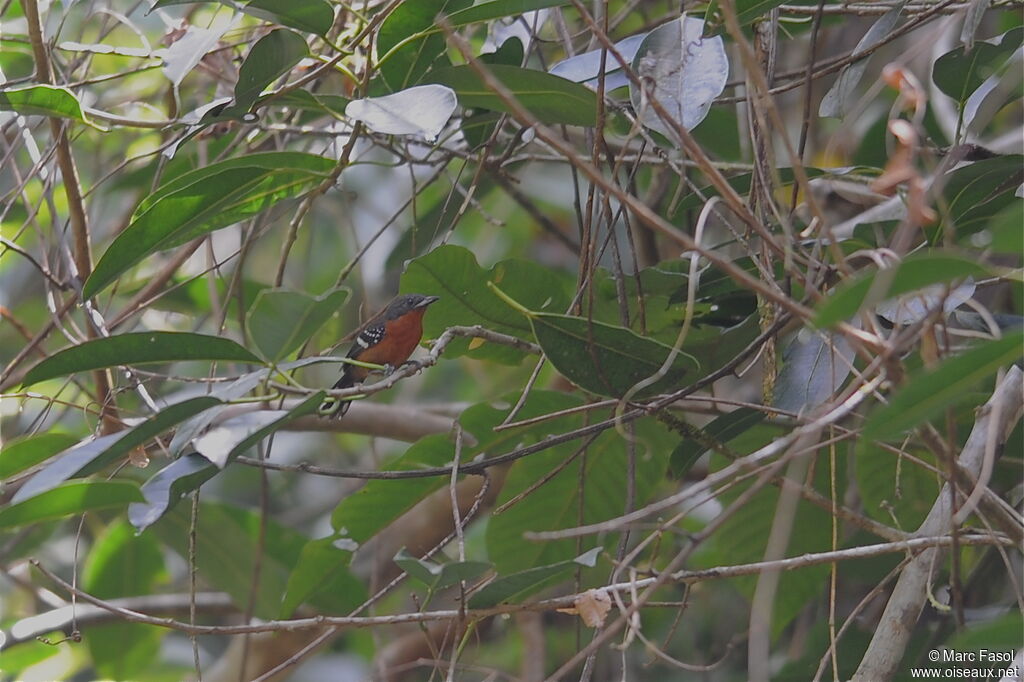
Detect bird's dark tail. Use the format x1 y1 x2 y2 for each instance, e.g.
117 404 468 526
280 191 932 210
319 370 354 418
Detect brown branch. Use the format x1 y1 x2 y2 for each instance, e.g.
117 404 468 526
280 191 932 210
26 535 1012 638
23 0 117 433
851 366 1024 682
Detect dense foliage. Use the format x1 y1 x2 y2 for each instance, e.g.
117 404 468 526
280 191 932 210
0 0 1021 680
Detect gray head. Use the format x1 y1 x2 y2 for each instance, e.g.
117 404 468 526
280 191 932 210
383 293 440 319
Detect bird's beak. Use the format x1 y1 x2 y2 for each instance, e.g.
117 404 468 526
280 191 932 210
417 296 440 308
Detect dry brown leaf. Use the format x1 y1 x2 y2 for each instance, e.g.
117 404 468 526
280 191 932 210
571 589 611 628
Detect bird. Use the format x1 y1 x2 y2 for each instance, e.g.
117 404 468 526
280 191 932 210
319 293 440 418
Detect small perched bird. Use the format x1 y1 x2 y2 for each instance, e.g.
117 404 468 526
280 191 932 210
319 293 440 417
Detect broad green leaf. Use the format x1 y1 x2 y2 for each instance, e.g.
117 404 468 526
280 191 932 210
128 453 219 532
856 444 940 529
267 89 349 116
0 639 60 676
433 559 491 589
401 244 571 363
242 0 334 35
700 444 837 638
155 500 362 619
488 417 671 573
332 391 580 544
82 521 166 680
393 549 491 589
942 155 1024 239
932 28 1023 105
21 332 260 388
528 311 699 398
443 0 567 26
815 253 989 328
12 398 221 503
467 547 600 608
247 287 349 361
946 612 1023 653
0 84 100 128
227 29 308 116
83 152 336 298
0 433 79 480
983 201 1024 255
669 407 763 479
378 0 471 92
0 481 143 529
393 547 440 585
425 64 597 126
152 501 292 619
280 537 366 617
194 392 324 468
862 332 1024 440
153 0 334 35
330 433 458 543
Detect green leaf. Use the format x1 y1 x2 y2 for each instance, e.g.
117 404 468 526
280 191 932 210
13 397 221 503
932 28 1023 105
0 433 79 480
0 481 143 529
815 253 989 328
433 559 491 589
194 392 324 468
0 84 101 128
280 536 366 617
401 244 571 363
267 89 349 116
330 432 462 542
128 453 219 532
487 417 672 573
443 0 569 26
84 152 336 298
154 500 363 619
393 548 440 585
943 155 1024 239
946 612 1023 653
153 0 334 36
21 332 260 388
857 444 940 529
247 287 349 362
700 445 837 638
983 201 1024 255
378 0 472 92
862 332 1024 440
467 547 600 608
393 549 491 589
669 407 764 479
425 64 597 126
331 391 580 544
151 501 288 619
0 639 60 676
82 520 166 680
227 29 309 116
527 311 700 398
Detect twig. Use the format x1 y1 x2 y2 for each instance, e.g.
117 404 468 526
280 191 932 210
28 535 1011 637
851 366 1024 682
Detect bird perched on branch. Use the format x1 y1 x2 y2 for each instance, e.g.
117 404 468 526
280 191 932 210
319 293 440 418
